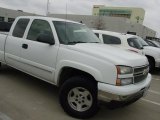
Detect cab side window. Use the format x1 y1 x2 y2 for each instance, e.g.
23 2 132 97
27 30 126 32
102 34 121 44
27 19 53 42
12 19 29 38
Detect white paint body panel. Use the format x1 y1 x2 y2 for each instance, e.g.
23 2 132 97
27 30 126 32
0 16 150 97
98 74 151 96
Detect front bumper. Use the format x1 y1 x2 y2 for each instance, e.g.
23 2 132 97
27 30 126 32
98 74 152 102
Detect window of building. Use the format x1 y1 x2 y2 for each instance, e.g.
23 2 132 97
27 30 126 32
102 34 121 44
0 16 5 22
27 19 53 41
8 18 15 23
99 9 132 18
12 19 30 38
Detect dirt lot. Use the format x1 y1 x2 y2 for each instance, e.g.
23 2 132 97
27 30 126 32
0 65 160 120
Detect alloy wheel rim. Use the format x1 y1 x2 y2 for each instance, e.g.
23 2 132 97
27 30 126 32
67 87 93 112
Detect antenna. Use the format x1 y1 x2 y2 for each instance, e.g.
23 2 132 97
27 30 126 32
46 0 50 16
65 1 68 44
65 0 68 20
64 0 72 43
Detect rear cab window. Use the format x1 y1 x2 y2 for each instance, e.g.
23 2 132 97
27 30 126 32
12 18 30 38
102 34 121 44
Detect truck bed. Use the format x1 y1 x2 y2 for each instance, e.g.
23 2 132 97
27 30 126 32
0 32 8 62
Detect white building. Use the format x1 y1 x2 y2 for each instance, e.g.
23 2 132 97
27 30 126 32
0 7 156 39
0 7 37 23
92 5 145 24
48 14 156 39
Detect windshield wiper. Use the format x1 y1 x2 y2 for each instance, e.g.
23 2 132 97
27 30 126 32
68 41 87 45
67 41 100 45
143 45 149 47
89 42 100 43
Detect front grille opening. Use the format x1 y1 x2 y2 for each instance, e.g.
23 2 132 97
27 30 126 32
133 65 149 84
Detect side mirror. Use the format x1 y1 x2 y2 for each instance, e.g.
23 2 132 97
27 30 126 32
37 31 55 45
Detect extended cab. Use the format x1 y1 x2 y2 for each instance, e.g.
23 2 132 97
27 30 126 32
0 16 151 119
93 30 160 71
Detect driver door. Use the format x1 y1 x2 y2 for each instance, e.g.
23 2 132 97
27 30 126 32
19 19 58 82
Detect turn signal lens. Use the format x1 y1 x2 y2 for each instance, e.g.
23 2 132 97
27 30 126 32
116 79 121 86
128 49 138 53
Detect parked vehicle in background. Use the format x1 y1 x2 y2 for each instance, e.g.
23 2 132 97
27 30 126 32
93 30 160 71
0 16 151 119
138 38 160 71
93 30 144 55
145 39 160 48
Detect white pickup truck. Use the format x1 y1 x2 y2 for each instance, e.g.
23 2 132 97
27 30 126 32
0 16 151 119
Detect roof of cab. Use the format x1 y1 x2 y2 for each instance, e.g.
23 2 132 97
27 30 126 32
93 29 137 39
16 16 82 24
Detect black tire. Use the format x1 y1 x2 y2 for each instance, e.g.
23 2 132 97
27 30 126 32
148 58 155 72
59 76 98 119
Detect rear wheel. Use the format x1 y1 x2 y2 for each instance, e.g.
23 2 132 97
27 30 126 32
59 76 98 119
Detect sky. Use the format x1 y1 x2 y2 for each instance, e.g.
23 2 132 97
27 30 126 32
0 0 159 37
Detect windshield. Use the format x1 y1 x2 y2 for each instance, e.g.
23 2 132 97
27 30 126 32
127 37 143 49
53 21 100 45
137 37 149 46
152 41 160 47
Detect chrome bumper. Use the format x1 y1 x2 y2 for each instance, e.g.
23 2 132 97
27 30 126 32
98 74 151 102
98 86 149 102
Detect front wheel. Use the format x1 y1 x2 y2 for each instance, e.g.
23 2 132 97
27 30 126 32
59 76 98 119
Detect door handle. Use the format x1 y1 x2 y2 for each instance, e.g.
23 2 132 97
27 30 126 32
22 44 28 49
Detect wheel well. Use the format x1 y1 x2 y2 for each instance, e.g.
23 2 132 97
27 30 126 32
146 55 155 64
58 67 96 87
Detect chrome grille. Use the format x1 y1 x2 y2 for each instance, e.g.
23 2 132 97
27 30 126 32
133 65 149 84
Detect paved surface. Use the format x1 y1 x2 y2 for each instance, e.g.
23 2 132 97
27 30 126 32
0 65 160 120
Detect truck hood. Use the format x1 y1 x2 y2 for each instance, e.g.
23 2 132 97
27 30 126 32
67 43 148 67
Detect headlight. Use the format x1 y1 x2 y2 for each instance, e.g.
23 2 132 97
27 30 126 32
116 66 133 86
116 78 133 86
118 78 133 86
116 66 133 74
